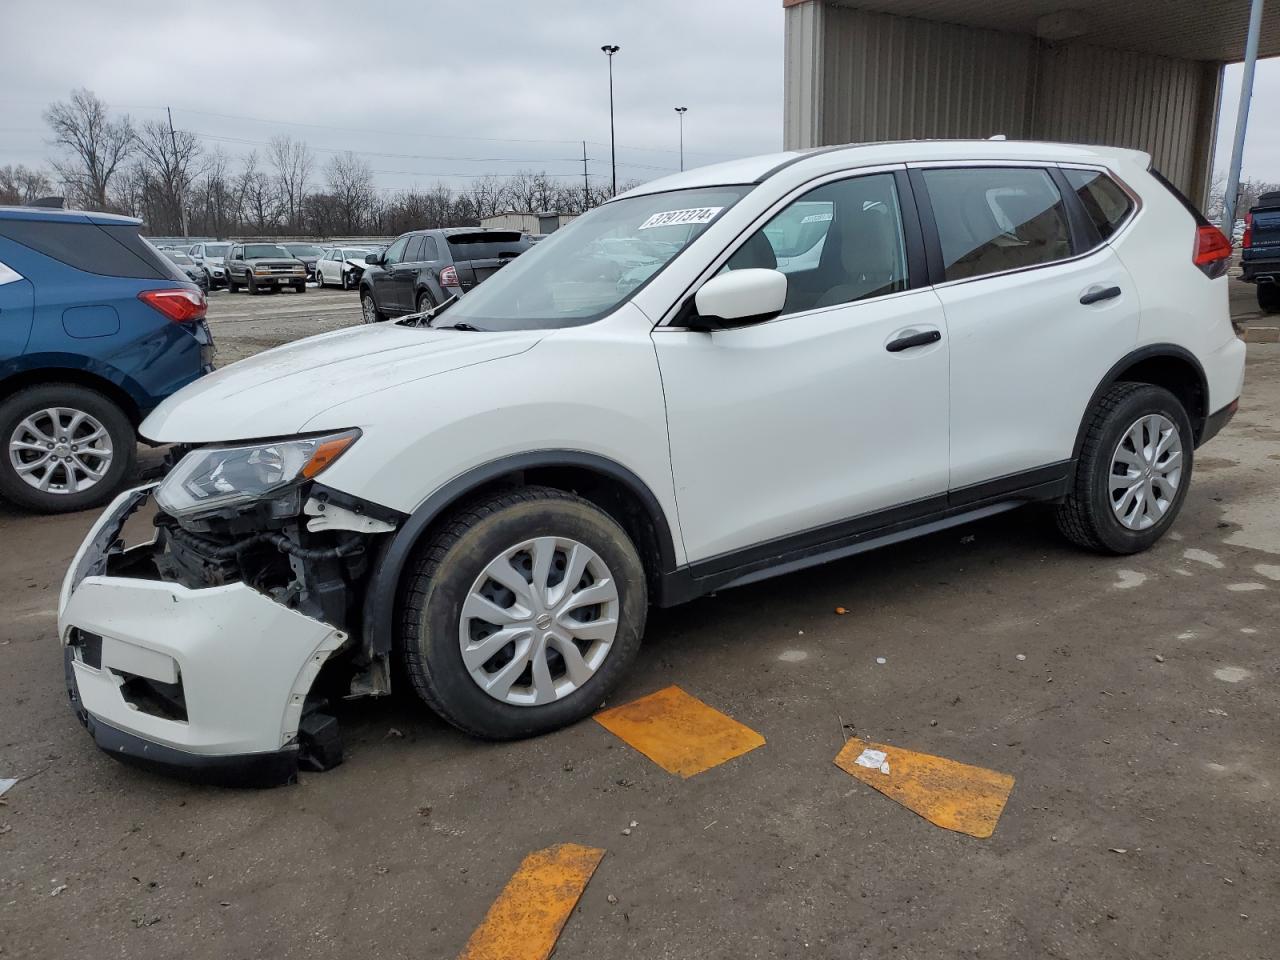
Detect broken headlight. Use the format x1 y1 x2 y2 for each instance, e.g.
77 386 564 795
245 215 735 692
155 430 360 518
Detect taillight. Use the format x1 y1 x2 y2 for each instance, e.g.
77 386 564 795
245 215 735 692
440 265 460 288
139 287 207 322
1192 225 1232 279
1242 212 1253 249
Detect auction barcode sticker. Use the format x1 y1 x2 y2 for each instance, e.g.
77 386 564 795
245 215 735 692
638 207 724 230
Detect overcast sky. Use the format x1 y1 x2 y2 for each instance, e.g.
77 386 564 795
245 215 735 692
0 1 1276 194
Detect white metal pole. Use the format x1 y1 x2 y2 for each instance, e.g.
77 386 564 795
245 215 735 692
1222 0 1265 231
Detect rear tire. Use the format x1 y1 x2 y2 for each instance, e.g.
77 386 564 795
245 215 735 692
0 384 137 514
1056 382 1193 554
399 486 647 740
1259 282 1280 314
416 290 435 314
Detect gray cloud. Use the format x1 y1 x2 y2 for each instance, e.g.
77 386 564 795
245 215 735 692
2 3 1275 196
0 0 785 191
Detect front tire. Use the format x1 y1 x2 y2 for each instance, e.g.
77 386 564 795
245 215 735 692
247 276 258 295
341 270 354 290
0 384 137 513
1056 382 1193 554
399 487 647 740
1259 282 1280 314
293 282 306 294
228 275 240 293
360 291 385 323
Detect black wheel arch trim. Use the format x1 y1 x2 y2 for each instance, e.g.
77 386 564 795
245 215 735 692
361 450 679 657
1073 344 1210 459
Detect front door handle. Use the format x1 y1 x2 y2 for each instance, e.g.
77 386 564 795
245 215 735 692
1080 285 1122 305
886 329 942 353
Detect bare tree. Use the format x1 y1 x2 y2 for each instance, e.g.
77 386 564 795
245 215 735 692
326 151 376 233
465 175 510 219
269 135 313 232
0 164 55 205
235 152 278 233
134 119 202 235
43 88 135 211
191 148 234 237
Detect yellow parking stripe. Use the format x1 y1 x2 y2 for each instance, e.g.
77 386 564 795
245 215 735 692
834 739 1015 839
458 843 605 960
594 685 766 777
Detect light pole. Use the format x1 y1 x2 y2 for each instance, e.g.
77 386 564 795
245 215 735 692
601 44 620 196
674 106 688 172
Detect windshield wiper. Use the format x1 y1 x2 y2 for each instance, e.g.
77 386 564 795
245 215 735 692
397 294 460 328
435 321 485 332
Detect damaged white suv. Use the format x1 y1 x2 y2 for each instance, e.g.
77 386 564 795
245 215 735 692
60 140 1245 785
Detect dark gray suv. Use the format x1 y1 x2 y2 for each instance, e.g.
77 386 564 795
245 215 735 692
357 228 530 322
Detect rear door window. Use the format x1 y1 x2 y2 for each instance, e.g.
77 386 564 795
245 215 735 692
921 167 1073 282
1063 169 1135 241
404 236 426 262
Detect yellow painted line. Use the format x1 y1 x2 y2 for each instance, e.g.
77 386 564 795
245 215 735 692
594 685 766 777
458 843 605 960
834 739 1015 839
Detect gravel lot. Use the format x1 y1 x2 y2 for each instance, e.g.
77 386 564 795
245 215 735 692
0 282 1277 959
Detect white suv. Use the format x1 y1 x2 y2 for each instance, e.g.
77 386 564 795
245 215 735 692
59 140 1245 785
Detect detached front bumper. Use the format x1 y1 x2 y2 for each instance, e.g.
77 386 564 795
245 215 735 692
58 486 347 787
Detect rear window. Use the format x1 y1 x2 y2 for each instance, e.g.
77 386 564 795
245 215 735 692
446 232 529 262
1064 169 1135 240
0 218 186 281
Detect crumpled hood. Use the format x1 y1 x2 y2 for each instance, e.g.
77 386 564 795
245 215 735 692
142 323 543 442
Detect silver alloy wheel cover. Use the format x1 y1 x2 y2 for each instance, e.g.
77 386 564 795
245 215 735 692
1110 413 1183 530
361 295 376 323
7 406 113 496
459 536 620 706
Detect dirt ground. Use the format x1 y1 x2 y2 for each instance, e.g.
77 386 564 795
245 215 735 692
0 283 1277 959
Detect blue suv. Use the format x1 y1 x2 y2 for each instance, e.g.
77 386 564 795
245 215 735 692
0 207 214 513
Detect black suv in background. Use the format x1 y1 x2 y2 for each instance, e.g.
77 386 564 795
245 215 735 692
281 243 322 282
358 228 530 323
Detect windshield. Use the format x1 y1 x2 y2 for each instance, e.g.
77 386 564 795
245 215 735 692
204 243 229 256
284 244 321 256
342 248 371 260
444 186 749 330
244 244 291 258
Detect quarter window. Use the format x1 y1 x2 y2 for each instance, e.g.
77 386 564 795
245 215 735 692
724 172 908 316
405 236 426 262
1064 168 1135 241
922 167 1073 282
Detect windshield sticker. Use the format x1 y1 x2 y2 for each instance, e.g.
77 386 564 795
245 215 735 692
638 206 724 230
800 211 834 224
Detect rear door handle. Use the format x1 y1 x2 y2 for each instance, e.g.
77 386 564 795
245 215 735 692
1080 285 1122 305
886 329 942 352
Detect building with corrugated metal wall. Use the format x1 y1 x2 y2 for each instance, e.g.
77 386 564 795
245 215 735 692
784 1 1279 205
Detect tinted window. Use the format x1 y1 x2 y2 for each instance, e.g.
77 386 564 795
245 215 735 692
1064 169 1134 241
923 167 1073 281
404 236 426 262
446 232 530 262
421 236 439 260
204 243 229 256
725 172 907 316
383 236 409 265
283 244 321 257
0 219 184 280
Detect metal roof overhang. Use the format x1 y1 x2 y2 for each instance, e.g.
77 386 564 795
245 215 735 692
818 0 1279 62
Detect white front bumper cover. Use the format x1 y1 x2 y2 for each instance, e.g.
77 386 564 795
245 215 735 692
58 486 348 787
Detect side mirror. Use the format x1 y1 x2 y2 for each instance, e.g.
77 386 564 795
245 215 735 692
365 253 382 265
691 268 787 330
